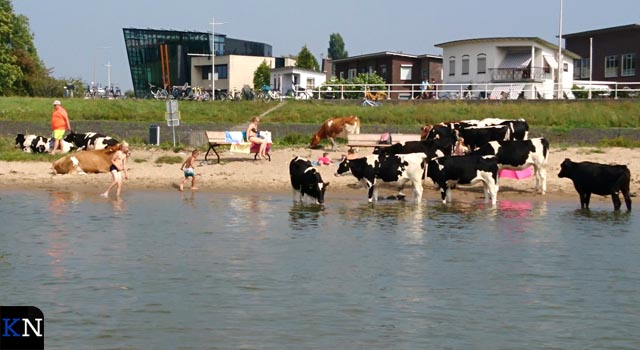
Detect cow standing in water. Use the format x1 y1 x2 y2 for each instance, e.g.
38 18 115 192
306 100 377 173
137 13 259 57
558 158 632 210
289 156 330 204
310 116 360 149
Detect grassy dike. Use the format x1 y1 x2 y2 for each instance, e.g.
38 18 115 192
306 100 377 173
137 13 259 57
1 97 640 161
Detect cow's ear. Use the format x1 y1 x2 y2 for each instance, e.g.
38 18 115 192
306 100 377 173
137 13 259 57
324 182 330 187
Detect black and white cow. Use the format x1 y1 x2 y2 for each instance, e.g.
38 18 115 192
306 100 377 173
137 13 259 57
471 137 549 194
426 154 499 204
335 153 427 203
374 138 452 160
476 118 529 141
458 125 510 151
289 156 330 204
558 158 632 211
64 132 119 150
15 133 74 153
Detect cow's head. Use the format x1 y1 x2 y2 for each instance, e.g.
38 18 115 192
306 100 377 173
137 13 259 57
335 158 351 177
305 169 329 204
64 131 85 148
15 134 26 148
309 133 322 148
420 125 432 140
558 158 574 179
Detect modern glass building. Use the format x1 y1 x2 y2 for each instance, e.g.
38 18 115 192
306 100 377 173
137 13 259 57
123 28 273 97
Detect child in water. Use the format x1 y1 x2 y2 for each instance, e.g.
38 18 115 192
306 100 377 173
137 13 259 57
179 149 200 191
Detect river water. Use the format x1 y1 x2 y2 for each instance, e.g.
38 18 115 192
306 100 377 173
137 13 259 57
0 189 638 350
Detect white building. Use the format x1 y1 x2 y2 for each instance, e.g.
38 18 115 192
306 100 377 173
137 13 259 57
270 66 327 96
435 37 580 99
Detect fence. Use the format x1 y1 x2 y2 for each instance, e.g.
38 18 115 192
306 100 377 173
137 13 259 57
310 81 640 101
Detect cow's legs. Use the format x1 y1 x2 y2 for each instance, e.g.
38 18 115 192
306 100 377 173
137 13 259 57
397 178 408 197
412 180 423 202
445 187 453 203
622 190 632 211
579 192 591 209
292 188 302 202
539 167 547 195
611 192 622 210
329 137 337 150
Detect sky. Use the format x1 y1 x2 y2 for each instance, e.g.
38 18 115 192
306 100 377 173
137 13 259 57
12 0 640 92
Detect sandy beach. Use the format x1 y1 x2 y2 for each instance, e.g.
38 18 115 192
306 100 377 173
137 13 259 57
1 146 638 204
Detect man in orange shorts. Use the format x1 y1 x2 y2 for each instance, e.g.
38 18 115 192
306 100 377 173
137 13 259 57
51 100 71 154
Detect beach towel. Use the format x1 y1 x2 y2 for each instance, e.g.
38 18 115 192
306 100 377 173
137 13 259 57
499 166 533 180
229 143 251 154
225 131 245 144
258 130 272 143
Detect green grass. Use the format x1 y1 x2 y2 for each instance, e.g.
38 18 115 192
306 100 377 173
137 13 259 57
3 97 640 129
154 155 183 164
597 136 640 148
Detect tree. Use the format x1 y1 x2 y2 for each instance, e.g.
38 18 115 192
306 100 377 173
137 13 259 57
253 60 271 90
0 0 49 96
328 33 348 60
295 45 319 71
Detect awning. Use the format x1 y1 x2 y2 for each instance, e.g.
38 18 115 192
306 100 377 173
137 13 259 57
499 53 532 69
543 55 558 69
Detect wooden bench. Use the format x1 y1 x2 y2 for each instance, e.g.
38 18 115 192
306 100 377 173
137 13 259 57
347 133 422 150
204 131 271 163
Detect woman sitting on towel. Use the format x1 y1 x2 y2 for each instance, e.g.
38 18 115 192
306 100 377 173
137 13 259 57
247 116 268 160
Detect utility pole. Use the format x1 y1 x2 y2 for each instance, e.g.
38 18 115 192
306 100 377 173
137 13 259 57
556 0 563 99
105 61 112 97
210 17 225 101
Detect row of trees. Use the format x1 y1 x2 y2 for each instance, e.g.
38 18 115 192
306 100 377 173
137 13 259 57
253 33 350 89
0 0 82 97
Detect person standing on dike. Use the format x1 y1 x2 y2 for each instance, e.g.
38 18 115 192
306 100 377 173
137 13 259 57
51 100 71 155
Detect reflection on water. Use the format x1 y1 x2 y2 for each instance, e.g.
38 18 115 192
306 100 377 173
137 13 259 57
0 190 639 350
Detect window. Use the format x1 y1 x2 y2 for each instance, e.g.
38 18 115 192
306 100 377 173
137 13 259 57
380 65 387 79
573 59 581 79
214 64 228 79
605 55 619 77
306 78 315 89
400 65 412 80
461 55 470 75
201 66 212 80
348 68 357 80
579 58 589 79
339 71 345 80
564 62 569 73
449 56 456 76
368 66 375 74
477 54 486 74
622 53 636 76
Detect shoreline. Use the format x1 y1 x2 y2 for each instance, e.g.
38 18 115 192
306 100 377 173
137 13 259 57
1 146 638 205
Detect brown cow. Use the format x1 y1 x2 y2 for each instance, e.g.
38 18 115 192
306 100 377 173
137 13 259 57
310 116 360 149
52 144 124 174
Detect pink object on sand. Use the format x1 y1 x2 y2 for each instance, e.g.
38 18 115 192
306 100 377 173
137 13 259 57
499 166 533 180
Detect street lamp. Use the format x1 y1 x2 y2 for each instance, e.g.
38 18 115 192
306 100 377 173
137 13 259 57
556 0 563 99
210 17 225 101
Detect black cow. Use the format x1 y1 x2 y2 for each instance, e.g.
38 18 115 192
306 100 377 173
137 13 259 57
458 125 510 151
289 156 329 204
427 154 499 204
499 119 529 140
471 137 549 194
558 158 632 210
64 132 119 150
335 153 427 203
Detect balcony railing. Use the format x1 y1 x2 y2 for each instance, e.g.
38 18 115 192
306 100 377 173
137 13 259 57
489 67 550 82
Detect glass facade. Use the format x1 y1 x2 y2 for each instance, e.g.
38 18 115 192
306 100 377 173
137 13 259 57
123 28 272 97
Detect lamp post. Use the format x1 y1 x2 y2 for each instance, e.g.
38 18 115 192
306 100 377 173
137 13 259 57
210 17 224 101
556 0 563 99
93 46 111 93
105 61 112 97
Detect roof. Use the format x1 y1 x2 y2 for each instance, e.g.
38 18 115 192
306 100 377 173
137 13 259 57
435 37 580 59
563 24 640 38
329 51 441 63
270 66 325 75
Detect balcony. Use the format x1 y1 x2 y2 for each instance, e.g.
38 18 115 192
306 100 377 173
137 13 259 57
489 67 550 82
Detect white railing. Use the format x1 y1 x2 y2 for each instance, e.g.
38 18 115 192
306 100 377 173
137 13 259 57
308 81 640 100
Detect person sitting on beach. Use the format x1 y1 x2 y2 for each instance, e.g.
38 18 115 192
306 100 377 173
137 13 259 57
246 116 268 160
317 152 333 166
179 149 200 191
101 142 129 198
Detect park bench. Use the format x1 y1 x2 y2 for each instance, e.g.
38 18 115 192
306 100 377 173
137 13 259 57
347 133 422 150
204 131 271 163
